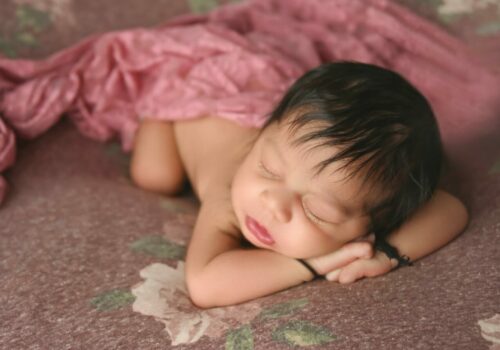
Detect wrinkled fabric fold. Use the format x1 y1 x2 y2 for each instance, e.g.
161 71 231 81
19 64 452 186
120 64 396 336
0 0 499 205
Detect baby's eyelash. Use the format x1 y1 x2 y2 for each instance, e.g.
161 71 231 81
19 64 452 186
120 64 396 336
303 203 327 224
259 161 279 178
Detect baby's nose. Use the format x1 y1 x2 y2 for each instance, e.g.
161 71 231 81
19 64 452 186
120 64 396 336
260 189 294 223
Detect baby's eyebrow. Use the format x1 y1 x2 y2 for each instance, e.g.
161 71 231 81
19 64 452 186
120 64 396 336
317 186 373 216
316 192 352 216
264 137 287 167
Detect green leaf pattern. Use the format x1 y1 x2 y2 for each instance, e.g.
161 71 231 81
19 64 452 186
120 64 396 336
0 4 51 57
130 236 186 260
489 158 500 174
259 298 309 320
16 5 51 33
272 320 336 347
225 325 254 350
188 0 220 13
90 289 135 311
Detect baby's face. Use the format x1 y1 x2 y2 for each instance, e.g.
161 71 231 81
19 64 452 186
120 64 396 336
231 121 378 259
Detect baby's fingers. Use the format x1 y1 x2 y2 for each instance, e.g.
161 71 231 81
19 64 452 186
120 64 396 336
310 241 373 275
336 259 372 284
337 257 391 284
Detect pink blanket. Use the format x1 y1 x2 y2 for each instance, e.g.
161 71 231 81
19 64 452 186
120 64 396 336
1 0 499 204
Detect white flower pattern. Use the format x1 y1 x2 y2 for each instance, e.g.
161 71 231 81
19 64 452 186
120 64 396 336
131 262 262 346
478 314 500 350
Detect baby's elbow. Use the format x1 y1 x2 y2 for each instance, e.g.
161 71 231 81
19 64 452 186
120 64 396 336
456 197 469 233
186 273 217 309
442 190 469 234
129 161 184 195
187 287 212 309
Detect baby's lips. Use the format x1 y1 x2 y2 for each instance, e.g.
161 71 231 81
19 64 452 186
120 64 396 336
245 215 275 245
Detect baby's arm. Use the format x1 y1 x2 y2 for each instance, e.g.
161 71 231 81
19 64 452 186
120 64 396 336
384 189 468 261
186 199 372 308
130 119 185 195
315 189 469 283
185 199 315 308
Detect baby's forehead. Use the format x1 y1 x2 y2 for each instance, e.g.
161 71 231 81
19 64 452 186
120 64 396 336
262 120 334 166
261 121 384 206
268 120 347 168
265 118 327 149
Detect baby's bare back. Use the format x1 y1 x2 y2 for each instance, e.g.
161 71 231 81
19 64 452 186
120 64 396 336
173 117 258 201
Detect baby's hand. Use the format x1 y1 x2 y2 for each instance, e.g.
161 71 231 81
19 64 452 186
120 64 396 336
327 249 396 284
305 234 396 283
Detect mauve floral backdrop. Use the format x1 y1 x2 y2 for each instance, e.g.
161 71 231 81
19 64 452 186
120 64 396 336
1 0 500 59
0 1 499 349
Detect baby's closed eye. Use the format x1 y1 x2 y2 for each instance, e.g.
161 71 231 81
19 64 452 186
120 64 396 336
302 197 348 224
258 160 280 179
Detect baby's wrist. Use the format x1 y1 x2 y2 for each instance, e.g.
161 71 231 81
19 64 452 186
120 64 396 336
374 240 413 269
377 250 413 270
296 259 322 280
375 250 399 270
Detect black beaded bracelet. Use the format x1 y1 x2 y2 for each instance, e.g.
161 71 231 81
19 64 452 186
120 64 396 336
374 239 413 268
297 259 322 279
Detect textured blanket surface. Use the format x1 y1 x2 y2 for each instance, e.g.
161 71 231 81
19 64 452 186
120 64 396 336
0 1 499 349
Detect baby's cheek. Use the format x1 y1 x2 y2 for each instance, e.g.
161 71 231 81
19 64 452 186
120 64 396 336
291 226 340 258
237 179 255 205
344 217 371 241
233 173 260 214
231 175 246 215
321 219 368 245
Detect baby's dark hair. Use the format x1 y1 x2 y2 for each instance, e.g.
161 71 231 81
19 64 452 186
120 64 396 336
263 61 443 260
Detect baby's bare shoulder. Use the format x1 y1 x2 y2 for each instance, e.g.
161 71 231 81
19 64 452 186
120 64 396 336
198 191 241 239
186 193 242 270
